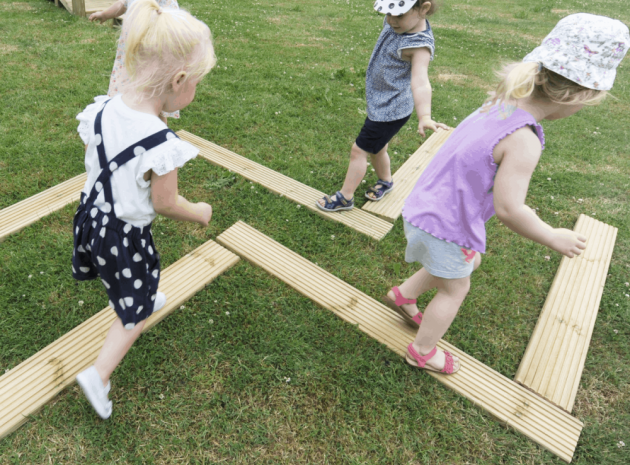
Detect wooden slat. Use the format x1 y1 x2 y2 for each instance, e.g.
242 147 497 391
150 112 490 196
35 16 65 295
57 0 121 16
515 215 617 412
0 174 86 243
177 130 393 241
0 239 239 440
216 221 584 463
362 128 453 222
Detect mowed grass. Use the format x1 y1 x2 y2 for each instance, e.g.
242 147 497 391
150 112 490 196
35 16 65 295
1 0 629 463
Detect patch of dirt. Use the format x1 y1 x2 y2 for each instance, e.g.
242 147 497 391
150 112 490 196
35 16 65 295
436 73 468 83
80 38 97 44
0 44 18 55
434 70 493 91
0 2 34 10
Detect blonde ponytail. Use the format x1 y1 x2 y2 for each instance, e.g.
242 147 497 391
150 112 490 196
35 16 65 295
487 61 607 107
121 0 216 99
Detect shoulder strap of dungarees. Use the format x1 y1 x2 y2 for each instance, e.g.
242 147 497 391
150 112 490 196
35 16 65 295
84 99 180 215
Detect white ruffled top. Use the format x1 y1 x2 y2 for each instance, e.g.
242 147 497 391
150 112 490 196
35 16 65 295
76 95 198 227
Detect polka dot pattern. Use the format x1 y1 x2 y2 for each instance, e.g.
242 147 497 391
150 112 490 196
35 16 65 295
72 106 164 329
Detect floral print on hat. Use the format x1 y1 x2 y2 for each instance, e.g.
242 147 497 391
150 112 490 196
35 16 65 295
523 13 629 91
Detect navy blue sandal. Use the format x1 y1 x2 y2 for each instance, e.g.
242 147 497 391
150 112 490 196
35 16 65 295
365 179 394 201
316 191 354 212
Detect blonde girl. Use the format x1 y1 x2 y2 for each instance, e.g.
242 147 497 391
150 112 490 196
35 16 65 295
74 0 216 418
89 0 181 122
385 14 629 374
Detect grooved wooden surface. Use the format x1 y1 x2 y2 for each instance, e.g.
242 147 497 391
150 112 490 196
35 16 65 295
362 128 453 222
178 130 393 240
0 240 239 440
0 174 86 243
217 221 583 463
515 215 617 412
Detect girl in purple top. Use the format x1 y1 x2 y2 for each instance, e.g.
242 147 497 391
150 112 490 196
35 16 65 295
383 14 629 374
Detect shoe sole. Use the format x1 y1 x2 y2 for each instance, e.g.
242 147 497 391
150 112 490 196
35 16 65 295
405 353 461 375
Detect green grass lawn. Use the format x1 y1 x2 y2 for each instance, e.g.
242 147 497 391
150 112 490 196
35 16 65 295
1 0 629 462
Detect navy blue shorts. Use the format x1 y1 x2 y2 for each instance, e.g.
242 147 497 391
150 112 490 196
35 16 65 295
72 195 161 329
355 114 412 155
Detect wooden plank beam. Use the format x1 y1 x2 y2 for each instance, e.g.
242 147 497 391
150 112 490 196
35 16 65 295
0 173 86 243
71 0 85 17
216 221 584 463
0 239 239 440
361 128 453 223
515 215 617 412
178 130 393 241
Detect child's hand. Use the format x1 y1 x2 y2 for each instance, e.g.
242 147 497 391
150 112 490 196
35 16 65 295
196 202 213 227
549 228 587 258
89 12 107 23
418 116 450 138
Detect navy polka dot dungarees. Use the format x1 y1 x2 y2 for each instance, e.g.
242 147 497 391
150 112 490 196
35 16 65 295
72 99 179 329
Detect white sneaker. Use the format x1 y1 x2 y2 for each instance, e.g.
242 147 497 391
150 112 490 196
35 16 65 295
153 292 167 313
76 366 112 419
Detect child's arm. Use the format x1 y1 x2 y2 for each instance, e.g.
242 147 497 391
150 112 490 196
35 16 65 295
89 1 126 23
407 48 450 137
150 168 213 226
493 128 586 258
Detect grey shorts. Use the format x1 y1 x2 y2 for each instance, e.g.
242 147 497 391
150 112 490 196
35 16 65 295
404 220 477 279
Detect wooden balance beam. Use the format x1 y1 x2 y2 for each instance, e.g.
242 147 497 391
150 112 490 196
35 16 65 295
216 221 583 463
515 215 617 412
361 128 453 223
0 173 87 243
178 130 394 241
0 239 239 440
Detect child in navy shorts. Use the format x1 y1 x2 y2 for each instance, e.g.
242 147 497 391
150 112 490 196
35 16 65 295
317 0 448 212
74 0 216 419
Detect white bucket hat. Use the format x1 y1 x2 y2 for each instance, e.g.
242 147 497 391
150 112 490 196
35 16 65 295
373 0 418 16
523 13 629 91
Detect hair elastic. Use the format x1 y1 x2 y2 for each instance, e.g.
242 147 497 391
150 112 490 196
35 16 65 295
537 62 544 72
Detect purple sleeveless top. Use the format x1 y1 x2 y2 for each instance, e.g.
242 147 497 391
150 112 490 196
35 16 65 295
402 104 545 253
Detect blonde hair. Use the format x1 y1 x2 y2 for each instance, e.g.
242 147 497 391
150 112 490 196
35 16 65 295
122 0 216 99
486 62 607 107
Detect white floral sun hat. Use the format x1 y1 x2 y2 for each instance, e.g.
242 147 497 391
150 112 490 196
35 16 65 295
523 13 629 91
373 0 418 16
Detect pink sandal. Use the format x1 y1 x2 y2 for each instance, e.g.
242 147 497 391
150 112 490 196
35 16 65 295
406 343 459 374
382 286 423 327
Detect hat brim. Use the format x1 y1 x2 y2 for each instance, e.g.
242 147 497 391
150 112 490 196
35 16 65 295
373 0 418 16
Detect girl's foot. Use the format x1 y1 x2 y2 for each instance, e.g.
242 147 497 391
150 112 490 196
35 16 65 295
316 191 354 212
384 287 422 326
365 179 394 201
153 292 167 313
406 343 460 374
76 366 113 419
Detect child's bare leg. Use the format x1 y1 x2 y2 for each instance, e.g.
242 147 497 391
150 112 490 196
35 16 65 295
94 318 145 386
370 144 392 181
317 143 369 207
387 268 438 318
412 275 470 371
392 253 481 319
338 143 369 201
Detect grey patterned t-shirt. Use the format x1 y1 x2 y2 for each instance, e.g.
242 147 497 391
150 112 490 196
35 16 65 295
365 18 435 122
